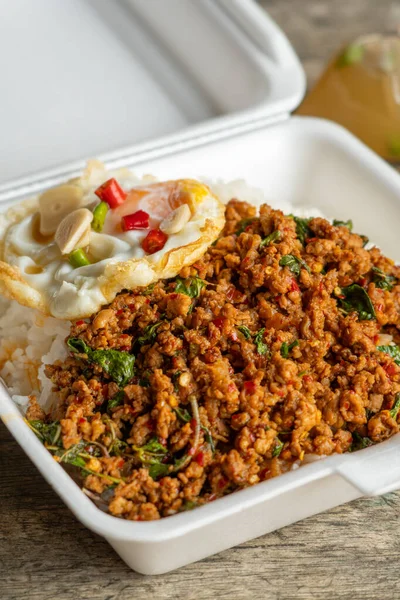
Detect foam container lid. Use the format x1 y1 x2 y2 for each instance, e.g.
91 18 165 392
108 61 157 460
0 0 305 187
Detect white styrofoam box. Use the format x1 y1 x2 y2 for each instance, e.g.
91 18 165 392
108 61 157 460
2 116 400 574
0 0 304 185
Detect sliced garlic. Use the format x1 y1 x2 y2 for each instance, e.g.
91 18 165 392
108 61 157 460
160 204 191 235
38 184 84 236
55 208 93 255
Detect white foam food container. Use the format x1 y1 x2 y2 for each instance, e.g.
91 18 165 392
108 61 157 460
1 0 400 575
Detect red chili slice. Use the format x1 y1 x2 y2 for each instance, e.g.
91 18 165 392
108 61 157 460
194 451 205 466
290 279 300 292
122 209 150 231
212 318 225 330
94 178 127 208
142 228 168 254
244 381 256 394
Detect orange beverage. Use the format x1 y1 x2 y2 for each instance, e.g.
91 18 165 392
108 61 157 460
296 35 400 162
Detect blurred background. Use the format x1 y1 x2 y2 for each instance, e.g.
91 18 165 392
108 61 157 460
261 0 399 86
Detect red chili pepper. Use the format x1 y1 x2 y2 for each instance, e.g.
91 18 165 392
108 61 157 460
117 458 125 468
194 451 205 466
230 331 239 342
190 418 198 431
342 401 350 410
169 293 178 300
228 383 236 394
306 237 318 243
290 279 300 292
259 467 270 479
142 228 168 254
376 303 384 312
384 363 397 377
116 309 124 316
122 209 150 231
359 277 367 288
79 417 86 424
94 178 127 208
303 375 312 383
212 317 224 330
75 320 85 326
244 381 256 394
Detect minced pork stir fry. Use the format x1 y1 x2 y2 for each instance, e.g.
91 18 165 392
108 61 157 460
26 200 400 521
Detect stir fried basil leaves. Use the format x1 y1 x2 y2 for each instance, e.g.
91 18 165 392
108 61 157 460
107 391 125 413
338 284 376 321
254 328 269 355
372 266 397 291
349 432 374 452
27 420 61 445
175 276 207 299
238 325 252 340
390 395 400 419
260 230 281 248
272 437 284 458
280 340 299 359
280 254 311 276
67 338 135 386
137 322 162 346
292 216 313 245
333 219 353 231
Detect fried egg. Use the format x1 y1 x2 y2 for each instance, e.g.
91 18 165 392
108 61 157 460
0 161 225 319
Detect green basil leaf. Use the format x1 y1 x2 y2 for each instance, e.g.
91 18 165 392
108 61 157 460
67 338 135 386
174 407 191 423
260 230 281 248
67 337 91 354
140 437 168 455
280 340 299 359
292 216 312 245
58 440 88 465
254 328 268 355
148 462 171 479
390 394 400 419
142 283 156 296
137 321 162 346
279 254 311 276
107 391 125 413
27 420 61 446
349 432 374 452
377 344 400 366
109 438 128 456
175 276 207 299
91 349 135 387
339 284 376 321
238 325 252 340
272 438 284 458
360 235 369 248
333 219 353 231
372 266 397 291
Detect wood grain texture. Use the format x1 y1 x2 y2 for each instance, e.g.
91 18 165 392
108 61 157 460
2 1 400 598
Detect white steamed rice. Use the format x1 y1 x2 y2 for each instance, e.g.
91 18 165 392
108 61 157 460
0 179 326 413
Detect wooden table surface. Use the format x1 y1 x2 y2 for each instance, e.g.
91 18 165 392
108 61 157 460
2 1 400 599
